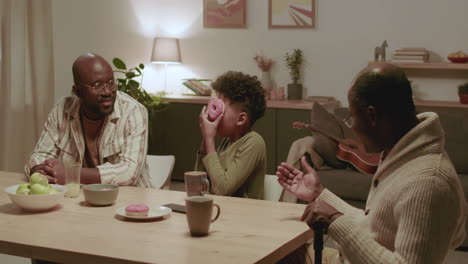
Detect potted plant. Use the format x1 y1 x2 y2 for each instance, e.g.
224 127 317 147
284 49 304 100
458 82 468 104
112 57 169 146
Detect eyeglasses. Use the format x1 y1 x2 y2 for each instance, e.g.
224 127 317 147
343 115 353 128
78 79 116 92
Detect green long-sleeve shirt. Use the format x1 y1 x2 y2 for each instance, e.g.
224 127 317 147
195 131 266 199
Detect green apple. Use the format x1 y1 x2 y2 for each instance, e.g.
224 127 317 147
30 183 50 195
16 184 30 195
30 173 48 186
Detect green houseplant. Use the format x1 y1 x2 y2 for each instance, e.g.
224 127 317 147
284 49 304 100
112 57 169 145
458 82 468 104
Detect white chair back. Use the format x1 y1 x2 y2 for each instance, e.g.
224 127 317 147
147 155 175 189
263 174 283 201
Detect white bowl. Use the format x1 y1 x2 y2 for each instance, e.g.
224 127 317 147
5 184 68 211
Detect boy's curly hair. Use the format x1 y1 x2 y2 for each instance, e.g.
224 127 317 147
211 71 266 126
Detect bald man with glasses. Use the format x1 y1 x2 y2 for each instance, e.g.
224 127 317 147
25 53 153 188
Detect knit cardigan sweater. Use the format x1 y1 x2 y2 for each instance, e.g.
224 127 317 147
318 112 467 264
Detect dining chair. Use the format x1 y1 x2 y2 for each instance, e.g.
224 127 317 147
263 174 283 201
147 155 175 189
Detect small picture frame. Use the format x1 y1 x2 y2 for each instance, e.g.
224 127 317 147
269 0 316 29
203 0 246 28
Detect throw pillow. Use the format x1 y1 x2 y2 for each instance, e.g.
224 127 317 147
309 102 346 168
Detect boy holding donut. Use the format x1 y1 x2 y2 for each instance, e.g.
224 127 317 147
196 71 267 199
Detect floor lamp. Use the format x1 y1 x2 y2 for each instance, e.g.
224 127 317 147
151 38 181 94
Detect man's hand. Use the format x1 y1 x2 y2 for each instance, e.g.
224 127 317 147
301 200 343 230
276 156 324 202
30 164 57 184
41 159 66 185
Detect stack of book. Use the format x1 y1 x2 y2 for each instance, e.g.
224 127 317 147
391 48 429 63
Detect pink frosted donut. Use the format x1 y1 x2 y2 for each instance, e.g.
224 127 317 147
125 203 149 216
207 98 224 121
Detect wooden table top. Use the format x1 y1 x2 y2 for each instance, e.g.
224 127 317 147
0 171 313 264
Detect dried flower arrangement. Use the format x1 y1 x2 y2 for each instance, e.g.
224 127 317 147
253 55 274 72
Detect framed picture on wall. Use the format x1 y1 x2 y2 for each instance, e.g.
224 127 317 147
203 0 246 28
269 0 316 29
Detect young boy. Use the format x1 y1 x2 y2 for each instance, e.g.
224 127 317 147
195 71 266 199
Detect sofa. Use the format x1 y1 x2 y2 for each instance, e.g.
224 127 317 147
313 105 468 249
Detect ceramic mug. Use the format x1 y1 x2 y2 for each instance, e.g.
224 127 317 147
184 171 210 197
185 196 220 236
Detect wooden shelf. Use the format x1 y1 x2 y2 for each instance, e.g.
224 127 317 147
415 100 468 108
164 95 339 110
368 61 468 70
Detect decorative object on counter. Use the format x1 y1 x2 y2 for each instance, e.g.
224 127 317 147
391 47 429 63
270 86 285 100
374 40 388 62
448 51 468 63
151 38 182 94
305 96 335 102
253 54 275 98
203 0 246 28
269 0 316 29
458 82 468 104
260 71 273 98
182 79 212 96
253 55 274 72
113 57 169 141
285 48 304 100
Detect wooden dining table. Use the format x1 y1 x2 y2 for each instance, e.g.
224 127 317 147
0 171 314 264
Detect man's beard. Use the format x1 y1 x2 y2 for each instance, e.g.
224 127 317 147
84 103 114 119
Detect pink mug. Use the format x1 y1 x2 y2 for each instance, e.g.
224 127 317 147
184 171 210 197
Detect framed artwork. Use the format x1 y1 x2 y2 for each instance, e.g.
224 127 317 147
269 0 316 29
203 0 246 28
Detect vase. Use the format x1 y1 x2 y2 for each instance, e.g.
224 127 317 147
287 83 302 100
459 94 468 104
260 71 273 92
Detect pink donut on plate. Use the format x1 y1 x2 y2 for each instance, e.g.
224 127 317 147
207 98 224 121
125 203 149 216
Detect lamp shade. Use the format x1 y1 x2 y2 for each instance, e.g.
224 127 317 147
151 38 181 64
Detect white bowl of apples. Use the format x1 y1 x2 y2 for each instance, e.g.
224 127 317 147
4 173 68 211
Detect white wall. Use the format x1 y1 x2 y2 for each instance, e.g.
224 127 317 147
52 0 468 105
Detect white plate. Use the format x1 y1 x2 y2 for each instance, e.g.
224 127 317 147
115 205 172 220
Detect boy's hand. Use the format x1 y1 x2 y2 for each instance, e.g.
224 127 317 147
199 106 224 140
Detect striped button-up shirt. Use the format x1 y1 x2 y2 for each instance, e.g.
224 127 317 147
25 91 153 188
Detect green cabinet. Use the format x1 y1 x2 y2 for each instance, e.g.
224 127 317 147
276 109 312 166
150 102 311 180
